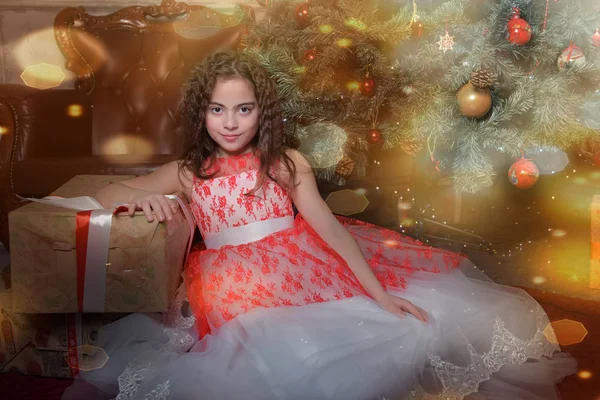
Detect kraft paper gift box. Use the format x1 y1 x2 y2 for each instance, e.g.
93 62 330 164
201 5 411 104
591 195 600 289
0 312 123 378
0 289 30 371
0 287 124 377
9 175 194 313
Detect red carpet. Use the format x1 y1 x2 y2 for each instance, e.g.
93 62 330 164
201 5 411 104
1 287 598 400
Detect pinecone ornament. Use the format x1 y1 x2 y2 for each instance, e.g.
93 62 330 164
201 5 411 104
336 155 355 176
469 69 494 89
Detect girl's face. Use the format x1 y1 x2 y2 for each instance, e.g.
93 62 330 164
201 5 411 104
205 76 260 157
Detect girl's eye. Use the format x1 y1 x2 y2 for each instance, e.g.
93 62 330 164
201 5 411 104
240 107 252 114
211 107 222 113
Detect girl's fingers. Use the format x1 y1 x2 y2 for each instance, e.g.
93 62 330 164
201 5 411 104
400 300 427 323
141 202 154 222
416 306 429 322
407 304 425 322
158 198 174 221
128 203 136 216
169 199 179 213
149 198 165 221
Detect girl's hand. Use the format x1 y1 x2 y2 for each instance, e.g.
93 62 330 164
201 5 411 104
376 293 429 324
127 194 179 222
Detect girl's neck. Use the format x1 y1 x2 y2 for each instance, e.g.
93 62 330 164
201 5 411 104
216 147 256 159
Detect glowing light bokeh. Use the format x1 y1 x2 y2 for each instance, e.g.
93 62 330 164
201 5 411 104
532 276 546 285
325 189 369 216
13 27 68 77
101 135 155 161
530 147 569 174
0 126 8 135
319 24 334 34
398 201 412 211
20 63 65 90
297 123 347 169
67 104 84 118
346 81 361 91
551 229 566 238
578 370 593 379
544 319 588 346
337 38 352 48
173 6 239 39
400 218 415 227
344 18 366 30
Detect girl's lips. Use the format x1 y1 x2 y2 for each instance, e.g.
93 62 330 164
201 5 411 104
222 134 241 143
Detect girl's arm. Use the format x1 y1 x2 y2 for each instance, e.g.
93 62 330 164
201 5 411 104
283 149 428 323
95 160 193 222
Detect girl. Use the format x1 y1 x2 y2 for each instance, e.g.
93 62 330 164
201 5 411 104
67 51 576 400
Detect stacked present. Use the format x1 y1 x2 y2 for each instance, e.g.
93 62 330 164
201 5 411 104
0 286 30 372
1 292 124 378
1 175 194 377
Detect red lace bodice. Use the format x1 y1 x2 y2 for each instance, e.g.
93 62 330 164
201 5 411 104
190 152 293 239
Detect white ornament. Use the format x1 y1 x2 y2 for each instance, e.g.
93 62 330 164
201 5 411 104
557 44 586 70
438 31 455 53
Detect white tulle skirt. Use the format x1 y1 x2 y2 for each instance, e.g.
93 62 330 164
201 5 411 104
62 261 577 400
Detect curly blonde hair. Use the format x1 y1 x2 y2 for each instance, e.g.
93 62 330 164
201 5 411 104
178 50 296 194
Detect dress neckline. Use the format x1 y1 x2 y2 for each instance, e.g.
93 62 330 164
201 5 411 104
215 150 257 161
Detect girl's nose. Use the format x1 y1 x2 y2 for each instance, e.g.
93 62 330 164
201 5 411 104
223 113 238 130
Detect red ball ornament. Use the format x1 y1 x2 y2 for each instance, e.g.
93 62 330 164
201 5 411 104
295 2 311 29
367 128 383 144
507 8 532 46
303 48 317 62
360 72 376 96
411 20 424 38
508 158 539 189
592 28 600 48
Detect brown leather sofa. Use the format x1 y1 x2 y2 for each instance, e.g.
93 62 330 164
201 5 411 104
0 0 252 249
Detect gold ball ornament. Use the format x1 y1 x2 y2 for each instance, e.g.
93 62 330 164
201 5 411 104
557 44 586 71
456 82 492 119
457 69 494 119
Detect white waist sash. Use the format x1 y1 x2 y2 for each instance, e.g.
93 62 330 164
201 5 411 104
204 216 294 249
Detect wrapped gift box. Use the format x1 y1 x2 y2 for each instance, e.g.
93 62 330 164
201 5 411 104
0 287 124 377
0 311 123 378
591 195 600 289
0 289 30 371
0 322 108 378
9 175 193 313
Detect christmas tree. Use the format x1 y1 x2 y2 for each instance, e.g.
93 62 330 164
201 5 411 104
245 0 600 193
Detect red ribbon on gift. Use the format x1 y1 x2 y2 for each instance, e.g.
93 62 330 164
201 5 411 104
76 212 91 313
66 314 81 377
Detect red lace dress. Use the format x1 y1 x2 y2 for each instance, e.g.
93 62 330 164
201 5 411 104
69 152 576 400
185 152 464 335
